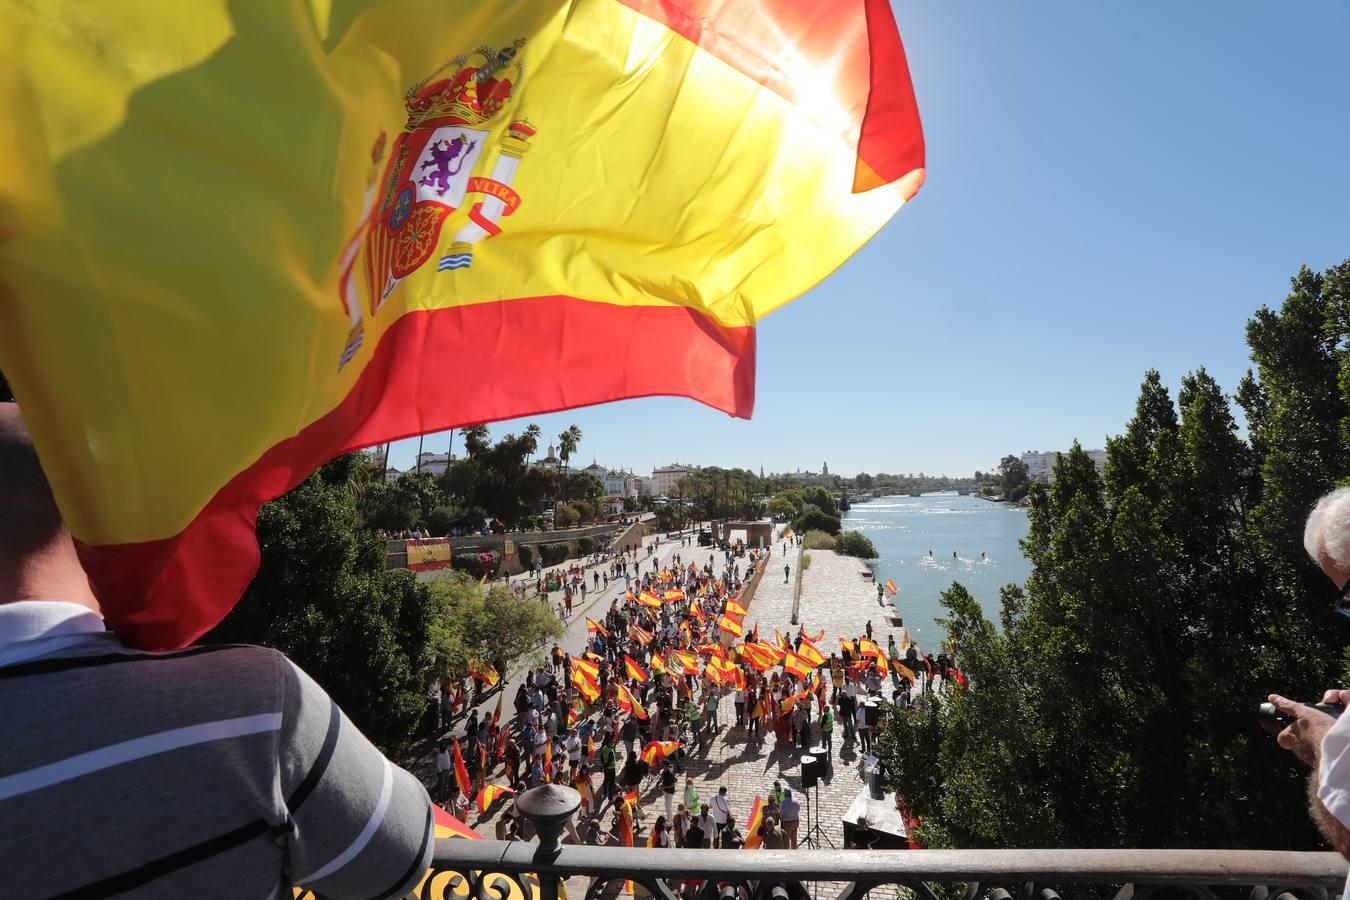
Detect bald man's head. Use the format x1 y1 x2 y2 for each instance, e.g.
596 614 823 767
0 403 64 556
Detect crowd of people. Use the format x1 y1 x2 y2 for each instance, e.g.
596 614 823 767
429 530 964 866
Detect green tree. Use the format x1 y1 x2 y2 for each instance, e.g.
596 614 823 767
461 424 491 458
522 423 542 466
359 472 447 532
556 424 582 508
833 530 878 558
998 454 1030 501
425 573 563 676
804 485 838 517
875 271 1350 853
792 503 840 535
205 456 445 752
679 466 765 520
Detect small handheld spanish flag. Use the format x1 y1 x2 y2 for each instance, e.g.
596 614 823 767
619 800 637 893
641 740 682 766
615 681 648 720
783 652 813 680
718 615 744 637
452 738 471 798
673 649 700 675
796 639 825 668
885 579 898 595
572 667 601 703
624 654 650 684
469 661 500 687
476 783 515 814
742 796 766 850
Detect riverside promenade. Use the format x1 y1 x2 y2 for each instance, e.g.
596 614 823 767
435 530 919 853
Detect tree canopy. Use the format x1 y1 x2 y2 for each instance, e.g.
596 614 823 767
998 454 1031 501
206 453 563 753
874 261 1350 851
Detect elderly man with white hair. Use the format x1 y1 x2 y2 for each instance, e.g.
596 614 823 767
1270 487 1350 869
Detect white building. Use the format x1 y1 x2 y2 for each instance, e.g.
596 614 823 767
651 463 699 496
1020 448 1107 482
603 469 628 496
411 451 454 476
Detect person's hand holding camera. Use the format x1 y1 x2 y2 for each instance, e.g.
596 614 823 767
1269 692 1350 766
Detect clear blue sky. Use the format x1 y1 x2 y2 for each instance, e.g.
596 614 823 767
388 1 1350 478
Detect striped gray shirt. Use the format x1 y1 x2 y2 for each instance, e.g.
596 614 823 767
0 601 434 899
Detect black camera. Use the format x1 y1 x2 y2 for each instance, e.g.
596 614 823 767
1257 701 1344 734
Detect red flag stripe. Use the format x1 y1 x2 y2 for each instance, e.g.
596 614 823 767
78 297 754 650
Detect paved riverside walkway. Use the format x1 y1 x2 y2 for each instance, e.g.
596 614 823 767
415 538 929 895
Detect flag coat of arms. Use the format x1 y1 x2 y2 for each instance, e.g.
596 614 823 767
0 0 924 649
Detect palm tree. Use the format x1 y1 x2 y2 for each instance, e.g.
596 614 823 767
462 424 491 458
523 423 542 466
556 424 582 511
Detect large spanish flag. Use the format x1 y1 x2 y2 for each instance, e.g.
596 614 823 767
0 0 924 650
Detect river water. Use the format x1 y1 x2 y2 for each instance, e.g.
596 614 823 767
842 493 1031 646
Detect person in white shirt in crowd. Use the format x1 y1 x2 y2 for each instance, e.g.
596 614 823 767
855 703 872 754
434 743 453 802
695 803 715 849
566 727 583 776
1271 487 1350 889
710 785 731 847
532 726 549 762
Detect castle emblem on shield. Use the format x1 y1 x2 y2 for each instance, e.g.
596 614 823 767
337 39 536 368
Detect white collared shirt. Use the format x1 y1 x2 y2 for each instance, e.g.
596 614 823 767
0 600 112 668
1321 714 1350 894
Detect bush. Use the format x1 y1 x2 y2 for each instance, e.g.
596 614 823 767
555 505 581 528
516 543 534 571
452 552 500 577
802 553 811 570
578 536 595 554
834 530 879 559
792 503 841 535
802 530 836 550
540 542 570 566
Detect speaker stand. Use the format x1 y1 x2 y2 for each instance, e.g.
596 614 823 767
799 781 836 850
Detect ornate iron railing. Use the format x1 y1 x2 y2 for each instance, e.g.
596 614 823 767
411 786 1347 900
